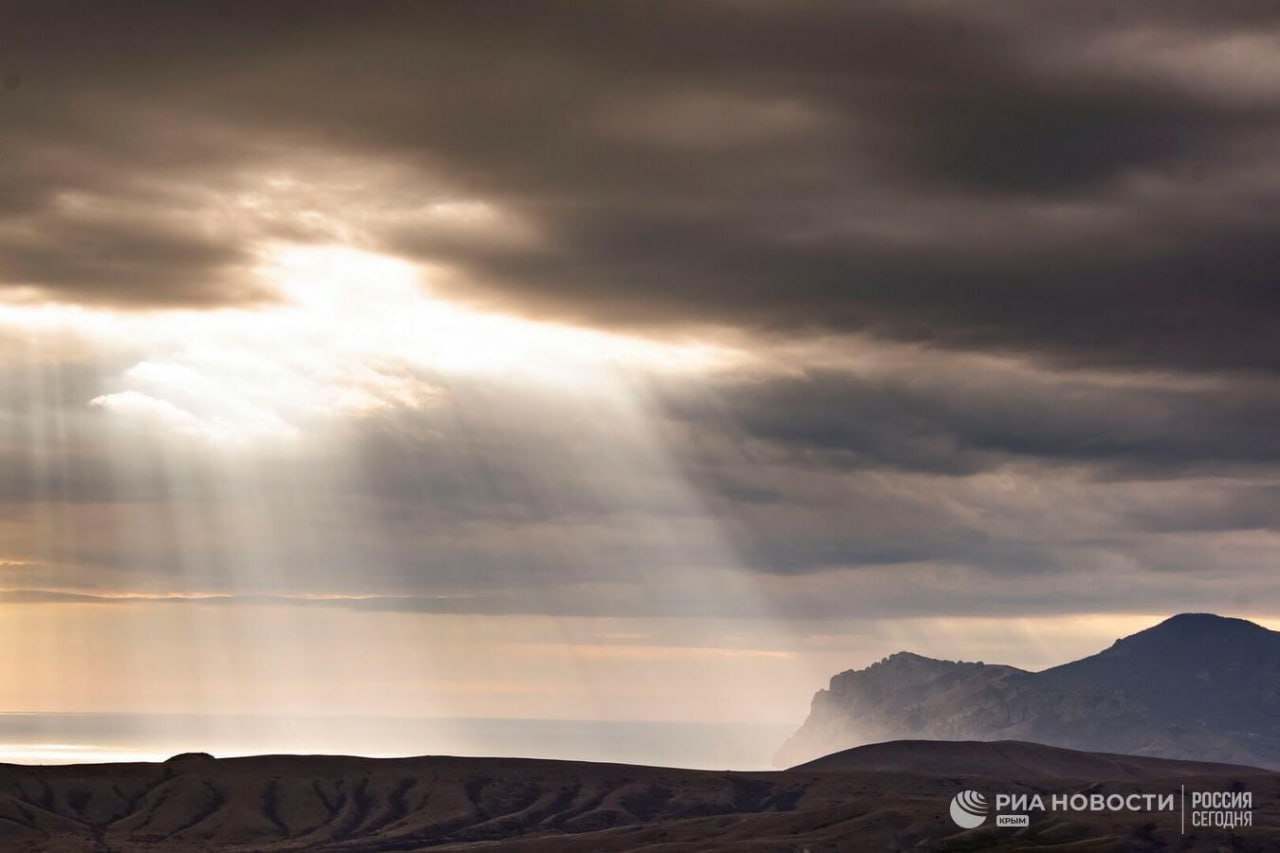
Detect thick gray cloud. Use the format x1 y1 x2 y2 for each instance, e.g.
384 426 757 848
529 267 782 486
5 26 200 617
658 364 1280 477
3 1 1280 368
2 353 1278 620
4 2 1280 623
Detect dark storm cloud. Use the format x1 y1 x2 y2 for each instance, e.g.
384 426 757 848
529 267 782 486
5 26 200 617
4 1 1280 368
6 1 1280 621
657 365 1280 477
0 211 255 305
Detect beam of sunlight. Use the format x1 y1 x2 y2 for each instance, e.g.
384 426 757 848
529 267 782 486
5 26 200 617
0 240 806 769
2 243 736 445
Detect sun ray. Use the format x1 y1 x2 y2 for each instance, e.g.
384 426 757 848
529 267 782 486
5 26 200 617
0 240 789 765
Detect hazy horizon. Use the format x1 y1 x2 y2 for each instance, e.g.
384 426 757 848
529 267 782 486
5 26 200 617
5 611 1277 769
0 712 796 770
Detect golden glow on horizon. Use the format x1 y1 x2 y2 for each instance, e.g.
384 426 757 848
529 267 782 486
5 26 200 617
0 743 173 765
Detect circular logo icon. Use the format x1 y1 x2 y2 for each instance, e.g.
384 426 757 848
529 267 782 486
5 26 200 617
949 790 988 828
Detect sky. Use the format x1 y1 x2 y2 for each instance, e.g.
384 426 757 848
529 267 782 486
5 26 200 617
2 2 1280 763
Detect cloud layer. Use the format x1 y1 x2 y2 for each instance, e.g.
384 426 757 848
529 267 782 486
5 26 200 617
3 1 1280 630
4 2 1280 368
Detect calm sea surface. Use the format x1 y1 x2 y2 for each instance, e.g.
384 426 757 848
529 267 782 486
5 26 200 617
0 713 796 770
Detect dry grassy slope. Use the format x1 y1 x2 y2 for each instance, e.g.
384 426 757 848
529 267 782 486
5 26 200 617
0 744 1276 851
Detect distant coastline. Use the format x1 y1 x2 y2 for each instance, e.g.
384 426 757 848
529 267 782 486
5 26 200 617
0 713 794 770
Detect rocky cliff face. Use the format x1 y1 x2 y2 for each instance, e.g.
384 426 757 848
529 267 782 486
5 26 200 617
776 613 1280 769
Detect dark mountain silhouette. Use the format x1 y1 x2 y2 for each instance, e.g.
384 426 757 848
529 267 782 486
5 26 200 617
1 742 1276 850
777 613 1280 769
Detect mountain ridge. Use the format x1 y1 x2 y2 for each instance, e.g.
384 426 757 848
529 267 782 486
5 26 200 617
776 613 1280 769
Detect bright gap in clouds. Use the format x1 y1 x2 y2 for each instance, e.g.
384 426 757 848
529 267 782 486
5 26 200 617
3 243 732 444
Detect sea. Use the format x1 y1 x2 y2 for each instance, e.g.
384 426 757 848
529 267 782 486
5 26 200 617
0 713 796 770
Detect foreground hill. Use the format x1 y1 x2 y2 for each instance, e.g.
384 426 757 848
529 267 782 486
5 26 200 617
794 738 1264 779
777 613 1280 769
1 741 1277 851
